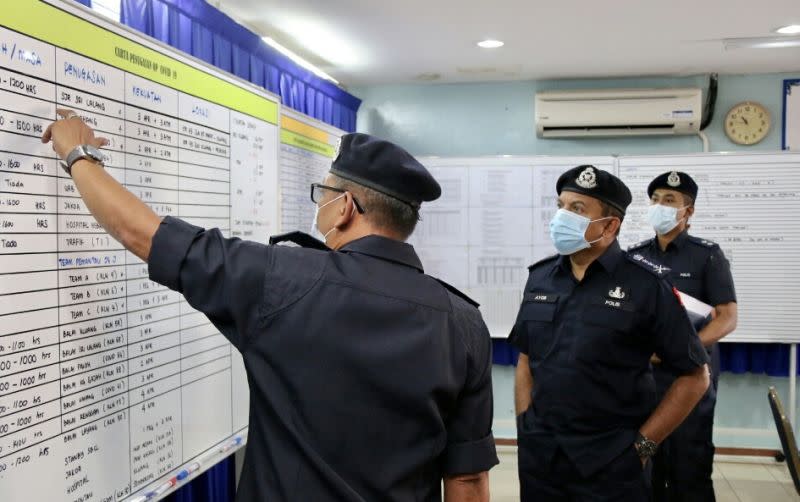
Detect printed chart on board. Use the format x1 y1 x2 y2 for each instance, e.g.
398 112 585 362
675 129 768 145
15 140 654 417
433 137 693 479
0 1 280 500
414 156 615 338
279 109 345 235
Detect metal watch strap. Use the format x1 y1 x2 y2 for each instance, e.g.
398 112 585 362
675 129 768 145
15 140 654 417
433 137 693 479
61 145 103 176
634 433 658 458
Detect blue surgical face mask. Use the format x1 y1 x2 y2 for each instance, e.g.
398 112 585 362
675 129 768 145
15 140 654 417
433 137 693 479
310 194 345 243
549 208 611 255
647 204 688 235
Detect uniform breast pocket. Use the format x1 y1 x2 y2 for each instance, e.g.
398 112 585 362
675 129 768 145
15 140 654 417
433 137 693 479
518 301 558 364
674 277 703 299
574 304 639 364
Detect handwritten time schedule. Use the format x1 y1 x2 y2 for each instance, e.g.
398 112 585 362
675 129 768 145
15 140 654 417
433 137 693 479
0 2 280 500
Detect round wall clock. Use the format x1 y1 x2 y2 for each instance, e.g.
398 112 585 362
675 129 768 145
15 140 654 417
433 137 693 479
723 101 770 145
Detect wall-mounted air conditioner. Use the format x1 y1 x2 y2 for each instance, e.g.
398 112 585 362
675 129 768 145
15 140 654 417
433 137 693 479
535 88 703 138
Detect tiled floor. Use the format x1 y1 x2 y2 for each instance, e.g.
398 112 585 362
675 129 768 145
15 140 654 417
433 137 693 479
490 447 800 501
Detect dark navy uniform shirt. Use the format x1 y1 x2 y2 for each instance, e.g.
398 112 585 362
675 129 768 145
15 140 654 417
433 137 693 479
627 231 736 310
148 217 498 502
509 240 708 477
628 231 736 380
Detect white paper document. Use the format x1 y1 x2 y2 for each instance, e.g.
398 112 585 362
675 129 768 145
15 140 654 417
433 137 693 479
677 290 714 327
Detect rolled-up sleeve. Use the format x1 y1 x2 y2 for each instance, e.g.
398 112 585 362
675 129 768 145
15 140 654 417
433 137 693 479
443 317 499 475
147 217 269 351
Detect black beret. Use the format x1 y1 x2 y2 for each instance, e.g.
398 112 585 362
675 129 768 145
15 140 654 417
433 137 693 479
647 171 698 200
329 133 440 207
556 165 632 214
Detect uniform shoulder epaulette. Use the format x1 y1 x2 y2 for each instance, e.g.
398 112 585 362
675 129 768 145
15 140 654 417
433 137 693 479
627 238 653 251
625 252 671 278
686 235 719 249
268 231 330 251
434 278 479 308
527 254 559 271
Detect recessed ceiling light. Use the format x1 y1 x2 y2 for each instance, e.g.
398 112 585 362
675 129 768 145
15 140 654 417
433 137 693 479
477 39 504 49
776 24 800 35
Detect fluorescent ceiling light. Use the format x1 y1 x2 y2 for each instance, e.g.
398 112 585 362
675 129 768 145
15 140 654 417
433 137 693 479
477 39 504 49
262 36 340 85
281 21 362 67
776 25 800 35
723 36 800 50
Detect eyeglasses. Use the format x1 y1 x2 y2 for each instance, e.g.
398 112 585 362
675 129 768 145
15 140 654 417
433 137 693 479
310 183 365 213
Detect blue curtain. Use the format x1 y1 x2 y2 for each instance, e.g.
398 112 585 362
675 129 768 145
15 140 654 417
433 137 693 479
74 0 92 6
492 340 794 376
119 0 360 131
165 456 235 502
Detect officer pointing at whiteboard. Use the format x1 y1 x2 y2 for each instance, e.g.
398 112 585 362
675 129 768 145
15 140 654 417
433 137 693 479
42 109 498 502
628 171 737 502
510 165 710 502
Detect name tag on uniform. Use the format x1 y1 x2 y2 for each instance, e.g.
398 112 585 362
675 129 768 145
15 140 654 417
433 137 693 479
679 272 692 278
526 292 558 303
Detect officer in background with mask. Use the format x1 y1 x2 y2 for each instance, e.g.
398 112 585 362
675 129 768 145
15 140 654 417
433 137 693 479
510 165 710 502
42 112 499 502
629 171 738 502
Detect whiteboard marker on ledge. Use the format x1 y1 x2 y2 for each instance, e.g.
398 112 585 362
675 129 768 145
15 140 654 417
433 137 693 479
149 478 177 498
176 462 201 481
220 436 243 453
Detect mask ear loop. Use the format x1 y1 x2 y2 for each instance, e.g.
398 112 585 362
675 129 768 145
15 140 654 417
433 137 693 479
677 204 691 224
324 196 359 240
586 216 615 245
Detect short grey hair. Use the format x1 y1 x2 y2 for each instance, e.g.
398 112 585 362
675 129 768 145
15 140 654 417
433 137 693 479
330 175 420 240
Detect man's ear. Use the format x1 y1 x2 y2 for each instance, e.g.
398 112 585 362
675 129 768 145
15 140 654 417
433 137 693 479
605 217 621 237
334 192 357 228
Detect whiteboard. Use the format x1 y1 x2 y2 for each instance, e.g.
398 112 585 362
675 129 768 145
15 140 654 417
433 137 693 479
617 152 800 343
784 79 800 151
279 108 345 234
415 152 800 344
414 156 615 338
0 1 281 500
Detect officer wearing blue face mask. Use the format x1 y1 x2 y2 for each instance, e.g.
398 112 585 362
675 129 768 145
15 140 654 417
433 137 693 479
509 165 710 502
629 171 738 502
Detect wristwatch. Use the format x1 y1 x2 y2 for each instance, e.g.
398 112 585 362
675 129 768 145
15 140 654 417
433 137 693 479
633 433 658 458
61 144 104 176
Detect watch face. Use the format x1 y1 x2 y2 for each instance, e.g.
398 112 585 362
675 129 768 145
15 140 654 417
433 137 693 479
724 101 770 145
82 145 104 163
84 145 102 157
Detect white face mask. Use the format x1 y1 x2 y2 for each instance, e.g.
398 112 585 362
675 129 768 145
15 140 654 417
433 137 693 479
647 204 689 235
310 194 345 243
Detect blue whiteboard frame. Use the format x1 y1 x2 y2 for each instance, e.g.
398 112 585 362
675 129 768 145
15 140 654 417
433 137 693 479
783 79 800 150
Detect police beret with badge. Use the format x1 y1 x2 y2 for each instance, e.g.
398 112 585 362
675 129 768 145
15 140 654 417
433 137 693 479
330 133 441 208
647 171 698 200
556 165 633 214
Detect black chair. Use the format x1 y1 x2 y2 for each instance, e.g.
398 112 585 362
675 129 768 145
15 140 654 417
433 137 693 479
768 386 800 495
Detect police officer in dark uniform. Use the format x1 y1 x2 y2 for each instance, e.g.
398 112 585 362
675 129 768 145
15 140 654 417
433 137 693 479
629 171 738 502
510 165 711 502
42 111 499 502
